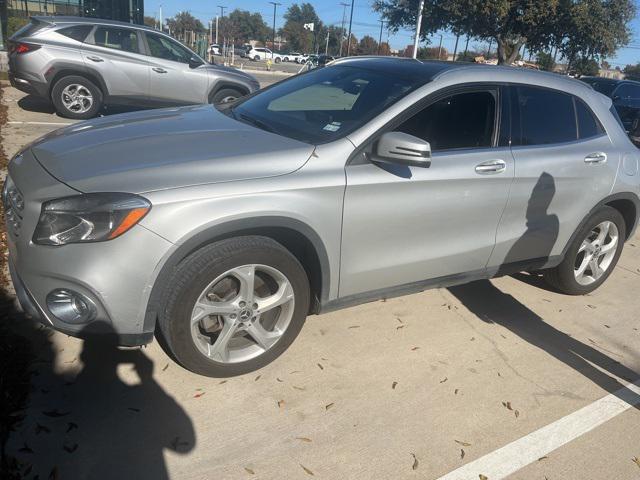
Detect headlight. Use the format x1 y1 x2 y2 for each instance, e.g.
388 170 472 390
33 193 151 246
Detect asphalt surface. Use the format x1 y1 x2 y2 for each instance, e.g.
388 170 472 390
2 81 640 480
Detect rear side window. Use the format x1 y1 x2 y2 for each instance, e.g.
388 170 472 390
57 25 92 43
93 27 139 53
575 99 604 139
397 90 496 151
514 86 577 146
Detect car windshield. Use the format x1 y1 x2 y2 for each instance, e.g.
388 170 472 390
229 65 426 144
581 78 618 97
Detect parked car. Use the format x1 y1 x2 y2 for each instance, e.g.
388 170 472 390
281 52 303 62
8 16 260 119
580 77 640 133
8 58 639 377
209 43 221 55
295 53 310 64
248 47 283 63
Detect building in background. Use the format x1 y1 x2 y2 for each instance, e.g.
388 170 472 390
6 0 144 24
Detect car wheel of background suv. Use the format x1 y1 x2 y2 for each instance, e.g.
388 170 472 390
158 236 310 377
254 55 260 61
211 87 244 105
51 75 103 120
544 206 625 295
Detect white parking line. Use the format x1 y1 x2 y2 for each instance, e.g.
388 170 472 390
436 380 640 480
8 121 73 126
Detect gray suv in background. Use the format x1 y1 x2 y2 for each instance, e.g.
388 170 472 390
8 16 260 119
6 58 640 377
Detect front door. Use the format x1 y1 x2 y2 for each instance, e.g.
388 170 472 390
340 87 514 297
144 32 209 105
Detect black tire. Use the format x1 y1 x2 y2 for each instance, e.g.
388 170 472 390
254 55 260 61
210 87 244 105
158 236 310 377
544 206 625 295
274 57 281 64
51 75 103 119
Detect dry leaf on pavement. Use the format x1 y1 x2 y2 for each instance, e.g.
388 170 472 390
411 453 419 470
300 464 315 476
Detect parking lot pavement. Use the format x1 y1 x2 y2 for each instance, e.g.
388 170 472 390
2 83 640 480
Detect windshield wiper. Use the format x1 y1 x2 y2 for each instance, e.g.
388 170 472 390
237 112 276 134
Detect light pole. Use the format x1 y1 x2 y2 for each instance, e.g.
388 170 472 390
217 5 226 55
377 20 384 55
412 0 424 59
339 2 349 57
269 2 281 60
346 0 354 56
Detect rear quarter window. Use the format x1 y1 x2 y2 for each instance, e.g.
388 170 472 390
57 25 93 42
575 99 605 140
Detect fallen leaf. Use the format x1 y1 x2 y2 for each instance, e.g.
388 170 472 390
66 422 78 433
244 467 255 475
502 401 513 411
293 385 306 391
587 304 597 309
542 298 551 302
454 389 459 395
193 392 205 398
538 456 548 461
290 370 301 374
278 400 285 409
461 449 465 459
325 402 334 410
396 325 405 330
321 357 329 361
254 375 261 382
219 380 227 384
35 423 51 435
296 437 312 443
411 453 419 470
396 317 404 323
514 410 520 418
19 443 34 454
42 409 69 418
392 381 398 390
162 363 169 371
300 464 315 476
470 337 475 341
479 475 488 480
411 347 420 351
317 363 324 370
455 440 472 447
604 324 611 328
440 377 448 384
348 325 360 329
63 443 78 453
632 457 640 468
277 377 283 382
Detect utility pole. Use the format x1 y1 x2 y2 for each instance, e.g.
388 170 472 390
215 16 219 44
437 34 443 61
269 2 281 59
339 2 349 57
217 6 226 56
453 35 459 61
346 0 354 56
377 20 384 55
412 0 424 59
325 29 330 54
159 4 163 32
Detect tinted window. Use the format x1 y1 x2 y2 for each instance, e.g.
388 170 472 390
575 99 604 139
94 27 139 53
581 78 618 97
230 65 424 144
515 87 577 146
146 33 193 63
57 25 92 42
397 91 496 151
614 84 640 100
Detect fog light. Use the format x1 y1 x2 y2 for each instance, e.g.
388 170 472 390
46 289 96 324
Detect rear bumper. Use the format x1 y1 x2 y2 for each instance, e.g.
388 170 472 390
8 71 49 99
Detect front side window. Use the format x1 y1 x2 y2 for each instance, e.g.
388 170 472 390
230 65 425 144
514 86 577 146
93 27 139 53
395 90 496 151
146 33 193 63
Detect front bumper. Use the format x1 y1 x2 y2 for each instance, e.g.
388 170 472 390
5 151 173 346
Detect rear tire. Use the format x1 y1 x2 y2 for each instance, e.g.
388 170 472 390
158 236 310 377
254 55 260 61
544 206 625 295
51 75 103 120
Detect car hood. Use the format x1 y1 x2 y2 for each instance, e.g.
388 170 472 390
29 105 314 194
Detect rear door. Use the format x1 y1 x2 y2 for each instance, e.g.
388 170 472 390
82 25 150 102
340 85 515 297
489 85 618 270
143 32 209 105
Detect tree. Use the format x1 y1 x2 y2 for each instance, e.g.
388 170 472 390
143 16 157 29
571 56 600 77
166 11 205 37
222 9 269 43
282 3 324 52
623 63 640 81
357 35 379 55
378 42 391 56
537 51 556 71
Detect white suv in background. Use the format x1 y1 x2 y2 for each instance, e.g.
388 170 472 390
248 47 283 63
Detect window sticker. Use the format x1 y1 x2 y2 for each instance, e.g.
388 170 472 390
323 121 342 132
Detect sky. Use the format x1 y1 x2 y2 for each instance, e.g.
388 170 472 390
144 0 640 67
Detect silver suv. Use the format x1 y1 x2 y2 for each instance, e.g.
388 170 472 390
7 58 640 377
8 16 260 119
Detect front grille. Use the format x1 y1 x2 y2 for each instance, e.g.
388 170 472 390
3 175 24 237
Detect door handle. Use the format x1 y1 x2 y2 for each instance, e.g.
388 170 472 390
475 159 506 175
86 55 103 62
152 67 168 74
584 152 607 164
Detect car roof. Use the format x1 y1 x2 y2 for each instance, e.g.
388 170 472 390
31 15 160 33
582 76 640 86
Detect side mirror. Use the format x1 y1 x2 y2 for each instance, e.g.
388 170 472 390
374 131 431 168
189 56 204 69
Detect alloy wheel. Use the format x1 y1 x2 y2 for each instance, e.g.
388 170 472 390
61 84 93 114
574 221 619 286
190 264 295 363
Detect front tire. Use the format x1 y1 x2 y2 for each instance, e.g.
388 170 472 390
210 87 244 105
544 206 625 295
51 75 103 119
158 236 310 377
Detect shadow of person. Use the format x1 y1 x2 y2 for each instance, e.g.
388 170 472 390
449 173 639 409
62 322 196 479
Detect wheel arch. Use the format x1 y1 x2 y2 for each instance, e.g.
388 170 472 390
48 65 108 100
560 192 640 260
144 216 331 334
